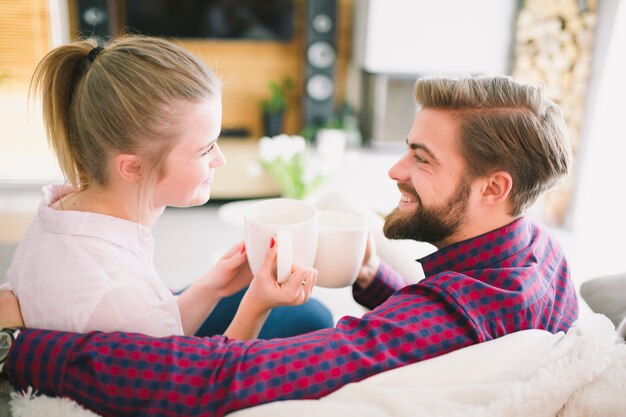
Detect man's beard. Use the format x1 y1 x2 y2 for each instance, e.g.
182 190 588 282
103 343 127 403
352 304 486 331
383 179 471 247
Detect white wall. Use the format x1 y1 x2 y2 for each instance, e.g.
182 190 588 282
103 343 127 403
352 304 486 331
353 0 517 75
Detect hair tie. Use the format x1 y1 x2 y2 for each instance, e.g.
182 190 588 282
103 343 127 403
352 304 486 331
88 46 103 63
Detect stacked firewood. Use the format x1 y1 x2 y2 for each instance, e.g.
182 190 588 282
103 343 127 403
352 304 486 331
513 0 597 225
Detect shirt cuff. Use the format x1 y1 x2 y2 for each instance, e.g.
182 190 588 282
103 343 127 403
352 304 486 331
7 328 78 396
352 261 406 310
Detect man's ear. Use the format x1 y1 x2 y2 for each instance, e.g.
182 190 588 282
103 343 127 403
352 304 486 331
114 154 143 183
479 171 513 206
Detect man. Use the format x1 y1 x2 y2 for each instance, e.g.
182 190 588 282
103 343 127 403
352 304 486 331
0 76 578 417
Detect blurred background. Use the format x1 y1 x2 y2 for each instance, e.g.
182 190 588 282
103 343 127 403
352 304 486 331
1 0 625 318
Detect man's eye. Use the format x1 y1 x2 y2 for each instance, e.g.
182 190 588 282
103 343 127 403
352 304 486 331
414 155 428 164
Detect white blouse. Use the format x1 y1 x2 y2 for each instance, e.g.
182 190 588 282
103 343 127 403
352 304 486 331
2 184 183 337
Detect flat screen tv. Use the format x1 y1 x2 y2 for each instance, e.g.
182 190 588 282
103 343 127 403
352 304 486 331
125 0 295 41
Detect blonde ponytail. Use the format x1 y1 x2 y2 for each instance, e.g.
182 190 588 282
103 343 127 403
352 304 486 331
31 39 98 188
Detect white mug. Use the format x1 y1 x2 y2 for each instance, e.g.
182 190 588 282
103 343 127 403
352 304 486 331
314 210 368 288
244 198 318 284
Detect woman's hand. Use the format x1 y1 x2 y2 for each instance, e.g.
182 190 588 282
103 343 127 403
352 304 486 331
245 238 318 312
0 290 24 328
177 241 253 335
203 241 253 298
224 237 318 340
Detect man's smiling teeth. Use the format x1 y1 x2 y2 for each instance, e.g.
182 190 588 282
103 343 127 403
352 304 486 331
401 194 416 203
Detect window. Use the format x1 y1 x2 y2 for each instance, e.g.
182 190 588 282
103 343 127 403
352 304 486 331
0 0 66 183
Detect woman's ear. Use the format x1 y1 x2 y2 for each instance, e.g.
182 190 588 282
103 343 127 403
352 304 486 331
114 154 143 183
480 171 513 206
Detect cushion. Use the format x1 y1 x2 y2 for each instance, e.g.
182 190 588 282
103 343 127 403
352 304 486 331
617 316 626 340
580 272 626 327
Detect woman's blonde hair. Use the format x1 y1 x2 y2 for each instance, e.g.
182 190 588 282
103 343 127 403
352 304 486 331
31 35 221 217
414 76 571 217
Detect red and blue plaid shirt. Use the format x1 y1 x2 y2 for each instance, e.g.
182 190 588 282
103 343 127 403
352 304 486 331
8 217 578 417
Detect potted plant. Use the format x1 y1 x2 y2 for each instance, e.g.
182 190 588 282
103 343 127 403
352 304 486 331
260 77 293 137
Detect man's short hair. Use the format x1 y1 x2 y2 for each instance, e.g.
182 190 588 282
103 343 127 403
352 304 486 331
414 76 571 217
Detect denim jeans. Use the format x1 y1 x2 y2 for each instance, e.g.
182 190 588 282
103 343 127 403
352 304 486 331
194 287 334 339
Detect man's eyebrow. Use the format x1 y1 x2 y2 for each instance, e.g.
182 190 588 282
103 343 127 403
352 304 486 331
405 138 440 164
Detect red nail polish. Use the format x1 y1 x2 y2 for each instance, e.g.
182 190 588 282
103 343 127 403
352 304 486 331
269 237 275 248
240 244 246 254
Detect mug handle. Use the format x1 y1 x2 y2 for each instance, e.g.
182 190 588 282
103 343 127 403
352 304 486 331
275 230 293 284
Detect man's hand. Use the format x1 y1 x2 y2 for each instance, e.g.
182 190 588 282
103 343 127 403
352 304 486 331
355 231 381 290
0 290 24 328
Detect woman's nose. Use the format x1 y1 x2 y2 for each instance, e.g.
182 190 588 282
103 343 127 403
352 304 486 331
210 144 226 168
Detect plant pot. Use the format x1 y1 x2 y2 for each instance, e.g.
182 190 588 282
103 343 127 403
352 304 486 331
262 111 284 137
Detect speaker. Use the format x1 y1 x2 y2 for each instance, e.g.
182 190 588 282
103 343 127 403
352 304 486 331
75 0 116 39
303 0 338 128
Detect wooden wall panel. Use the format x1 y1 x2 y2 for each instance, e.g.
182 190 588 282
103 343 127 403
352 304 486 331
1 0 354 137
0 0 51 85
178 39 304 138
177 0 354 138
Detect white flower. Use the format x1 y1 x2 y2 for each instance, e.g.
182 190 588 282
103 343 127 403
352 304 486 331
258 134 306 162
259 136 279 162
291 135 306 154
257 134 327 200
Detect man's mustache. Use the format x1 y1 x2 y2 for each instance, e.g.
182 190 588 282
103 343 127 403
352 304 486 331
397 183 419 199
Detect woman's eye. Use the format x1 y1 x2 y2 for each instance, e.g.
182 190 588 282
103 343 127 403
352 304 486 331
201 144 216 157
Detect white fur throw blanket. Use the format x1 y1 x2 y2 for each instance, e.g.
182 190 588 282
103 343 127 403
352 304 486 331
4 314 625 417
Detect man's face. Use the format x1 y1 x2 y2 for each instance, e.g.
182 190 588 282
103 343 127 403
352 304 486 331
384 108 472 248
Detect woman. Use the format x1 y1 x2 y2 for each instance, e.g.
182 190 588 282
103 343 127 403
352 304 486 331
1 35 332 339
